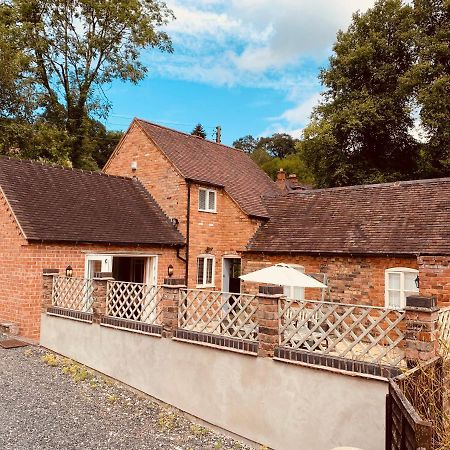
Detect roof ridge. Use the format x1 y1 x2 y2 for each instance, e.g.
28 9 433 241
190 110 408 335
288 176 450 195
135 117 246 154
0 156 133 182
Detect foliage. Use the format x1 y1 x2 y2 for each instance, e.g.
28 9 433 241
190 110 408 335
191 123 207 139
233 133 313 184
303 0 419 187
233 135 259 154
0 0 173 168
302 0 450 187
258 133 297 159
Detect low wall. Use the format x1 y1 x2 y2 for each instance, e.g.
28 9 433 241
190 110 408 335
41 314 387 450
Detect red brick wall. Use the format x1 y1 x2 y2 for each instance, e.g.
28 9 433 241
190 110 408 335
242 253 418 307
104 122 264 290
104 123 188 235
0 192 30 334
0 188 184 340
187 183 261 289
418 256 450 306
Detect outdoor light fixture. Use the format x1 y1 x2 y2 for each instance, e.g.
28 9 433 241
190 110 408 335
415 275 420 289
168 264 174 277
65 265 73 277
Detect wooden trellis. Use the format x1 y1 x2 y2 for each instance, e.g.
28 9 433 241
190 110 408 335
106 281 163 325
52 276 94 312
178 289 258 341
437 306 450 356
279 298 406 367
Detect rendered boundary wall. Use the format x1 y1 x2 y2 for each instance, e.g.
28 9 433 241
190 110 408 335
41 314 387 450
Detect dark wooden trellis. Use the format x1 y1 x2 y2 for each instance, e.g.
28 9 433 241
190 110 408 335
386 358 443 450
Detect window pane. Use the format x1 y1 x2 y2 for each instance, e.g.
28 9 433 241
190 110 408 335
283 286 291 298
199 190 207 210
208 191 216 211
388 290 401 308
389 273 401 290
206 258 213 284
293 287 304 300
405 272 419 292
197 258 204 285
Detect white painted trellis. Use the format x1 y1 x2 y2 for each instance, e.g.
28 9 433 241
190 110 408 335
178 289 258 341
52 276 94 312
279 298 406 367
438 306 450 356
106 281 163 325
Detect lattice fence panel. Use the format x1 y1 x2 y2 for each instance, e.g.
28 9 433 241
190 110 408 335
438 306 450 356
52 276 94 312
179 289 258 341
106 281 163 325
279 298 406 367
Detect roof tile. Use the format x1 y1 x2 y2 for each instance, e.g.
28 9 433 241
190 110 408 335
248 178 450 255
0 157 184 246
136 119 279 218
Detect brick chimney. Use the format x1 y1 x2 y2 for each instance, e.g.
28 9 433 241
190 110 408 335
276 168 287 191
288 173 298 185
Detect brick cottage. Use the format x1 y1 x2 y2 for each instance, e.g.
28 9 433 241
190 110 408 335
242 178 450 308
104 118 279 292
1 118 450 340
104 119 450 310
0 157 184 339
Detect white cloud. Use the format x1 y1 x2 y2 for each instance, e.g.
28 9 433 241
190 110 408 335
154 0 377 136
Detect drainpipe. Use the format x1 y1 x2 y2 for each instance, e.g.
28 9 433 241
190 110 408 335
185 181 191 285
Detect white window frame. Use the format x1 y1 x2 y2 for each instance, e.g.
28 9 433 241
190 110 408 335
198 188 217 213
84 254 113 279
196 255 215 288
385 267 419 309
283 264 305 301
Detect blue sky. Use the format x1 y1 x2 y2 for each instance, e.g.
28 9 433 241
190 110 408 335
104 0 375 146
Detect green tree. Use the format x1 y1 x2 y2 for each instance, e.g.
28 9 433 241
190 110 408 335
303 0 420 187
258 133 298 159
407 0 450 175
0 0 173 168
191 123 207 139
233 135 259 154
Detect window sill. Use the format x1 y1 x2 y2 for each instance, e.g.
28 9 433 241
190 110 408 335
198 209 217 214
196 284 215 289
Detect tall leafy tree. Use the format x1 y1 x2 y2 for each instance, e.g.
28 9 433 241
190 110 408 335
407 0 450 175
258 133 298 159
0 0 173 168
233 135 259 154
303 0 419 187
191 123 207 139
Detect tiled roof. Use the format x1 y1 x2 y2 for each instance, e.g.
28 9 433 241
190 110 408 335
0 157 184 246
247 178 450 255
135 119 280 218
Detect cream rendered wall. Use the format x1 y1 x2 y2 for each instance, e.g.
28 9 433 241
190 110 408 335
41 314 387 450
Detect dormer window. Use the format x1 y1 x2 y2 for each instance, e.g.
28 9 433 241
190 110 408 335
199 188 216 213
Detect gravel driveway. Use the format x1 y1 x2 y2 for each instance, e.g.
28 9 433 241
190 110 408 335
0 342 254 450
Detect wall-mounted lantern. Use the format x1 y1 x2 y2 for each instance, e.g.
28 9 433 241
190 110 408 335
167 264 174 278
65 265 73 277
415 275 420 289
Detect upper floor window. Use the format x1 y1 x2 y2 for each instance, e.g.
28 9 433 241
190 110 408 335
199 188 216 213
197 255 215 287
283 264 305 301
385 267 419 309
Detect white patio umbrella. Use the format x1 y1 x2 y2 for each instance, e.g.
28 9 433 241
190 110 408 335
239 263 327 289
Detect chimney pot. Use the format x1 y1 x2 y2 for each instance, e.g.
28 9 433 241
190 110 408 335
277 168 286 181
288 173 298 184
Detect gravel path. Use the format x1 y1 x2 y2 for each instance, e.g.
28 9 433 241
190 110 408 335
0 341 254 450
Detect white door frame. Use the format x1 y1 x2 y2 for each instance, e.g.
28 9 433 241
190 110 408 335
221 255 241 293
